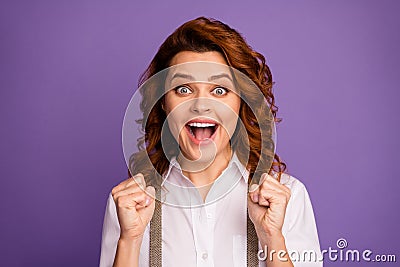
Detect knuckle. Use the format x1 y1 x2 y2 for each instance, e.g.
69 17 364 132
116 197 124 208
138 191 148 200
259 187 267 195
113 191 122 201
124 179 136 189
124 177 135 188
116 195 128 208
111 185 119 195
120 178 130 185
261 180 270 189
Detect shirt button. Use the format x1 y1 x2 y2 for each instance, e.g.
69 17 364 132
202 252 208 260
206 213 212 219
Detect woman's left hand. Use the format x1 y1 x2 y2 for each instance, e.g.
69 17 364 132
248 173 291 242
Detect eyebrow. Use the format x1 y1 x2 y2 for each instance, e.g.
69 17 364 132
170 72 233 82
171 73 195 81
209 73 233 82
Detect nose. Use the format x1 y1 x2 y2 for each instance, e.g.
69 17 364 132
190 97 212 114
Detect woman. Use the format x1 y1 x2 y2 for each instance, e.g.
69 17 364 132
100 17 322 267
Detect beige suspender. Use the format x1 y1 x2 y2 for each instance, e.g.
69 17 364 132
149 188 162 267
247 210 259 266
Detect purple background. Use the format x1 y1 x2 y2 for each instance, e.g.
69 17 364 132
1 1 399 266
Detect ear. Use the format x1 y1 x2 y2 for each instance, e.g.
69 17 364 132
161 97 166 111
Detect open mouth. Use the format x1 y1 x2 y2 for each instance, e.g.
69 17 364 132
184 119 219 144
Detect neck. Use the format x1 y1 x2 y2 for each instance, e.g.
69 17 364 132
178 147 233 188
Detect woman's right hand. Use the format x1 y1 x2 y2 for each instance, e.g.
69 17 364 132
111 173 156 242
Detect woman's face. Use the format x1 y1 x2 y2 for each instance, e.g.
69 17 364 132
163 51 241 165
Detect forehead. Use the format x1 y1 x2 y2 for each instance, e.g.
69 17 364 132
165 52 233 91
169 51 228 66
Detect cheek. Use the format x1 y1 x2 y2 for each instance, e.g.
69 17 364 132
163 93 174 114
233 99 241 114
225 92 241 113
218 98 241 139
163 92 189 115
227 97 241 120
163 95 188 139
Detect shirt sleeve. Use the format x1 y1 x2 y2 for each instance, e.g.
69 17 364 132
99 193 120 267
282 177 323 267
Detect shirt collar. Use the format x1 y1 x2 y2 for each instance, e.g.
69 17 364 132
161 152 249 187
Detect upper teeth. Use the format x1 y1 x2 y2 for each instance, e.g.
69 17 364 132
188 122 216 127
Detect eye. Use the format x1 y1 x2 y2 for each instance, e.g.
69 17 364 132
175 85 193 95
211 87 228 96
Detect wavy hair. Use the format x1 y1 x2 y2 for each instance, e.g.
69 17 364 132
129 17 287 187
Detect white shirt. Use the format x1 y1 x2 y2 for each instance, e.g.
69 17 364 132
100 153 323 266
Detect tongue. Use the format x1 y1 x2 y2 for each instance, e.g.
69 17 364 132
192 127 213 140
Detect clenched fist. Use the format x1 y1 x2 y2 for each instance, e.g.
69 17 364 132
248 173 291 240
111 173 156 242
